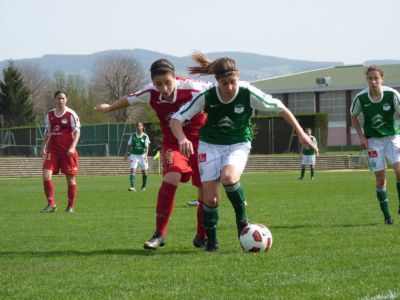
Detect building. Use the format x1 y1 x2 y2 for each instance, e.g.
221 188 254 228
252 64 400 146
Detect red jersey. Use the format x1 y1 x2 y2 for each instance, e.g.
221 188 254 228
45 107 81 153
127 77 211 144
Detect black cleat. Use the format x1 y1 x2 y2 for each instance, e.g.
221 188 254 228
384 218 394 225
205 241 219 252
144 232 166 249
193 235 207 248
40 205 57 213
237 220 249 237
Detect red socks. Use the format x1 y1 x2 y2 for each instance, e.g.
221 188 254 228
43 180 77 208
44 180 55 206
156 181 177 236
68 184 77 208
197 200 207 238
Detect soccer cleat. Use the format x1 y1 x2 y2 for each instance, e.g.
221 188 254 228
298 177 304 180
128 187 136 192
186 200 199 207
65 207 74 213
237 219 249 237
311 177 315 180
205 241 219 252
143 232 166 249
141 187 146 191
384 218 394 225
40 205 57 213
193 235 207 248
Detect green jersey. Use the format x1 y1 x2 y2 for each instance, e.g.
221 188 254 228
302 135 317 155
173 81 285 145
127 132 150 155
350 86 400 138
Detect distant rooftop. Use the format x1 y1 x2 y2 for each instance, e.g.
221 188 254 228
252 64 400 94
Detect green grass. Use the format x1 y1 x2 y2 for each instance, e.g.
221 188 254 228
1 171 400 299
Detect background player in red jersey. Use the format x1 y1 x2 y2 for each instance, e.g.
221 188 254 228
40 91 81 213
95 59 211 249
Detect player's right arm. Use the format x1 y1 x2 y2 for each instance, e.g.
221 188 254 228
350 96 368 149
94 85 152 113
170 93 206 157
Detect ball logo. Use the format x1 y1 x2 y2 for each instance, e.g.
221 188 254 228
368 150 378 158
198 153 207 163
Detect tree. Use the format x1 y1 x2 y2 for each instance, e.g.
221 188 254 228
92 54 146 122
0 61 35 127
16 62 51 123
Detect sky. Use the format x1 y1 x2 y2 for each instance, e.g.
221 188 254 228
1 0 399 64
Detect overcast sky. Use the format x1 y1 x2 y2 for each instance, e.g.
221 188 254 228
1 0 399 64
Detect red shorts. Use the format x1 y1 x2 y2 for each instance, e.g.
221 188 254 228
162 143 201 187
43 150 79 175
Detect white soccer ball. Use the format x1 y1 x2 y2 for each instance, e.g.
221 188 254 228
239 223 273 252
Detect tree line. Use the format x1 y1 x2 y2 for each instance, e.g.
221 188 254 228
0 54 159 128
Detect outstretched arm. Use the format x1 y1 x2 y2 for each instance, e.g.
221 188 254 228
280 107 319 153
94 96 129 113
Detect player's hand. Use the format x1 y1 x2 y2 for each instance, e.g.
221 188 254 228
67 147 75 156
178 138 194 157
359 136 368 149
40 149 46 159
124 154 128 161
299 131 319 153
94 103 111 113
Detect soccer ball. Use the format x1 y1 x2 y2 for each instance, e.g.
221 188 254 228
239 224 273 252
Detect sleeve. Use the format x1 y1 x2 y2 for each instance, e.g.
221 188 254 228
127 135 132 146
171 93 206 123
248 84 286 113
350 96 362 117
393 89 400 115
44 113 50 135
70 111 81 132
145 134 150 146
127 83 153 105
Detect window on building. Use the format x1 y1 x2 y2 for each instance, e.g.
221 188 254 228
320 91 346 122
287 93 314 113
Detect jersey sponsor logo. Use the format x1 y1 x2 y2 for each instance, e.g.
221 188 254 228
383 103 391 111
51 125 62 135
198 153 207 163
210 104 219 108
61 118 68 124
217 116 235 130
234 104 244 114
368 150 378 158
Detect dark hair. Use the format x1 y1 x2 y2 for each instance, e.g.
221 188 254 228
54 90 67 98
188 51 239 79
135 121 143 127
366 64 384 77
150 59 175 79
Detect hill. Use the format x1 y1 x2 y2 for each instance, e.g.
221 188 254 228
0 48 344 81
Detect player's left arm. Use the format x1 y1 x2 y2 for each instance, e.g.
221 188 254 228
67 112 81 156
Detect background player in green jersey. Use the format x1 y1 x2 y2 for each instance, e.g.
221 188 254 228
170 51 318 251
350 65 400 225
124 121 150 192
298 128 319 180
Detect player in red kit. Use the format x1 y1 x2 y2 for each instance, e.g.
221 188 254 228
95 59 211 249
40 91 81 213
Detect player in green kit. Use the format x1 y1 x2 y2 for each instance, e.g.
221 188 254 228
351 65 400 225
170 51 318 251
298 128 319 180
124 121 150 192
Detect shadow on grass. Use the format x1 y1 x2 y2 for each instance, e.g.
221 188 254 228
270 222 380 229
0 248 203 258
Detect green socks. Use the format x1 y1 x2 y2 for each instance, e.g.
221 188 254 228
142 173 147 189
203 204 219 245
129 173 136 188
224 182 248 224
376 187 391 220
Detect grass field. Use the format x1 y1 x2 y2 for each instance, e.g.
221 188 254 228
1 171 400 299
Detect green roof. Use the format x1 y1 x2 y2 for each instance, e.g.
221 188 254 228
252 64 400 94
